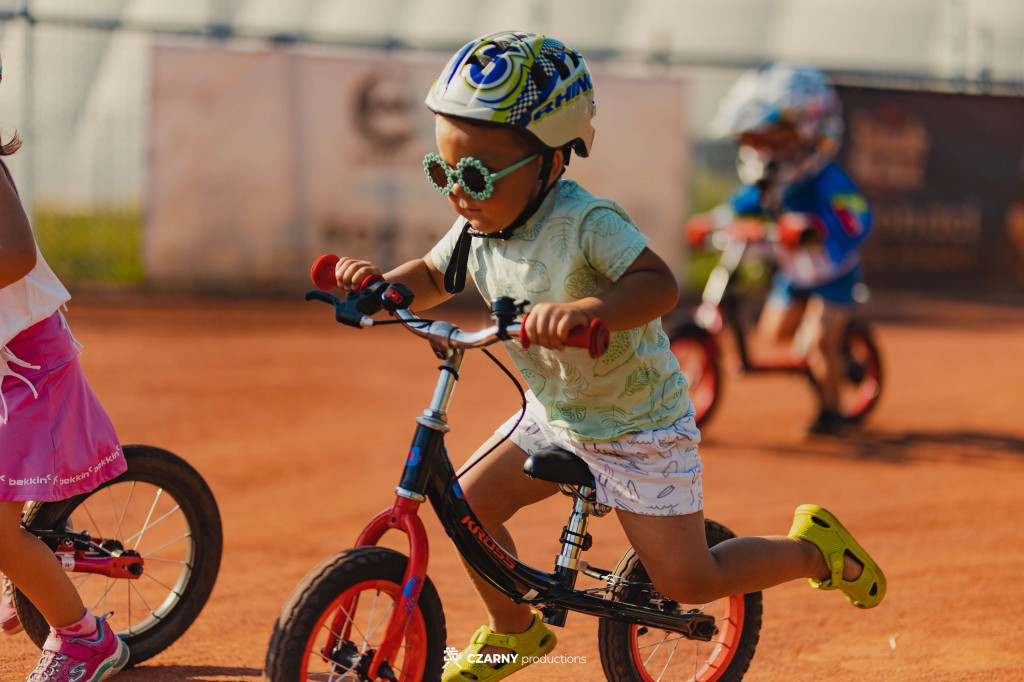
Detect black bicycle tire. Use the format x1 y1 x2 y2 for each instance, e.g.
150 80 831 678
264 546 446 682
14 444 222 667
597 519 763 682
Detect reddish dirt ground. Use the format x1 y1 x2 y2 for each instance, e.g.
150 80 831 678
3 293 1023 681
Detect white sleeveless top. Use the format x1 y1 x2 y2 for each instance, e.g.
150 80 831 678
0 159 71 348
0 244 71 348
0 157 72 422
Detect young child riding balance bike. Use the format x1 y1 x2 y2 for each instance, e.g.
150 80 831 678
331 34 886 681
687 63 873 437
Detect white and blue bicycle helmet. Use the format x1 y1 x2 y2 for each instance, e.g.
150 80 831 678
711 63 843 185
425 31 596 158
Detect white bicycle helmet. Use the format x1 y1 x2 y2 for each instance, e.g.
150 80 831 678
711 63 843 185
425 31 596 157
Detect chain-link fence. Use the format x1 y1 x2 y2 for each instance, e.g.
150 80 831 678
3 2 1022 293
1 8 148 286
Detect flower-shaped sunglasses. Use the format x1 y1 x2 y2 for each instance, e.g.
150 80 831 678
422 152 538 201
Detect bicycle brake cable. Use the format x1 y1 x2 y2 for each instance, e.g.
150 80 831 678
455 347 527 481
378 313 526 480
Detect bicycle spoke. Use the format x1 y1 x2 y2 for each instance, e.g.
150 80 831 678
88 576 117 614
656 634 681 682
114 480 136 541
142 556 190 566
323 602 368 647
138 531 192 558
139 571 183 599
132 488 165 551
362 590 382 653
637 633 690 650
364 592 395 644
128 581 159 618
78 501 103 542
121 505 183 546
126 575 133 635
643 635 665 667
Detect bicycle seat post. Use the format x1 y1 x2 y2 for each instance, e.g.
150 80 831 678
545 485 596 627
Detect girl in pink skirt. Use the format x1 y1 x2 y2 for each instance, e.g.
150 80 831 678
0 72 130 680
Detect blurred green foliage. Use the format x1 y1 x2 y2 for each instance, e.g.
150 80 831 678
34 206 143 285
684 166 773 295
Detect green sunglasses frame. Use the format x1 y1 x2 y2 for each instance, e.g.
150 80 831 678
423 152 539 201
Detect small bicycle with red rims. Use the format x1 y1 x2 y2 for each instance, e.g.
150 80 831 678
262 255 763 682
670 218 883 429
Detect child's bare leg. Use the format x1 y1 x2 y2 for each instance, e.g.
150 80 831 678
456 436 558 654
755 299 804 361
616 509 861 604
0 501 86 628
803 298 851 412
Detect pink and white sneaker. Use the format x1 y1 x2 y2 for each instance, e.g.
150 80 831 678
27 616 129 682
1 576 23 635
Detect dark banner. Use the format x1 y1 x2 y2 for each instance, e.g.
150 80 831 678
836 85 1024 294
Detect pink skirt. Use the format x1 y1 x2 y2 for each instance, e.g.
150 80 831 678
0 312 126 502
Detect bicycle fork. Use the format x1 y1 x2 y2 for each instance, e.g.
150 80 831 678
340 495 429 680
337 347 465 680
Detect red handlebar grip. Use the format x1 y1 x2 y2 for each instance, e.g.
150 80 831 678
311 254 384 293
311 254 340 291
358 274 384 292
520 315 610 359
568 319 610 358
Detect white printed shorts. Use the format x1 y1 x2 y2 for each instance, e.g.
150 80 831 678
498 393 703 517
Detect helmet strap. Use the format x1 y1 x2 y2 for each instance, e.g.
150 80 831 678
443 149 561 294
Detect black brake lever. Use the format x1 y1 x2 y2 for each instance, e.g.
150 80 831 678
304 289 367 328
305 289 339 306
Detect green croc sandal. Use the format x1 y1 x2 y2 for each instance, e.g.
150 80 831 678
789 504 887 609
442 610 557 682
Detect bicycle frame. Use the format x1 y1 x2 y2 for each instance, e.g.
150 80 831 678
28 527 145 580
695 238 809 374
342 341 717 679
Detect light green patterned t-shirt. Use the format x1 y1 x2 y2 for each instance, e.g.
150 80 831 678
429 179 690 442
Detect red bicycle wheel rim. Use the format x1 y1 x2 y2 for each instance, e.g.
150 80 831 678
628 594 745 682
671 337 717 423
299 579 429 681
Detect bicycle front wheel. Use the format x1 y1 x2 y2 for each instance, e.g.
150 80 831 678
597 520 763 682
265 546 446 682
668 322 721 428
15 444 222 666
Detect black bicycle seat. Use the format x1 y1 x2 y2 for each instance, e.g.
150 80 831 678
523 449 595 487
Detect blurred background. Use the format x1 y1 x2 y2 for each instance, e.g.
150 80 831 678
3 5 1024 680
0 0 1022 300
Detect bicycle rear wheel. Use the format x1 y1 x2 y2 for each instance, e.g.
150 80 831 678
807 318 883 422
14 444 222 666
265 546 446 682
597 519 762 682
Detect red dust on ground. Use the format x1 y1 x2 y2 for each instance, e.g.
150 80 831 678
2 294 1023 681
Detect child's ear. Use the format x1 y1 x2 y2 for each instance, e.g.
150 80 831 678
539 149 565 179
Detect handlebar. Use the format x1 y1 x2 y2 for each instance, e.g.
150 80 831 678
308 254 609 358
686 214 823 251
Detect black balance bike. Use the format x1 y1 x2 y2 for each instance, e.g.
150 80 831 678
263 255 763 682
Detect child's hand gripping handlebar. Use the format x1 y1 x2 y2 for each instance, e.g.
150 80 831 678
518 315 609 359
310 254 609 358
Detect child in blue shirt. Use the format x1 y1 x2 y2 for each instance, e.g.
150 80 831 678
694 63 872 436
